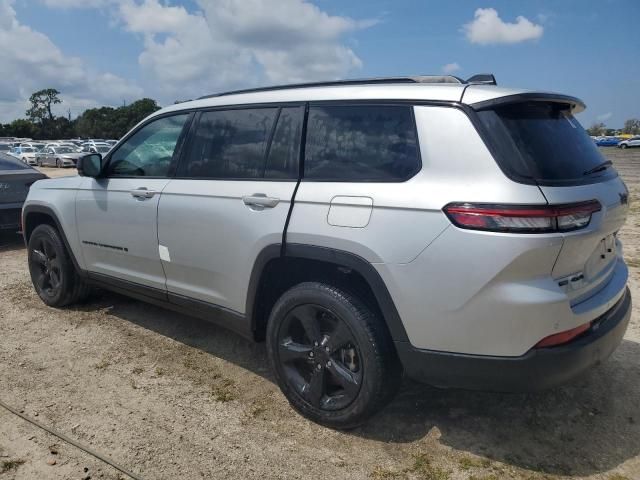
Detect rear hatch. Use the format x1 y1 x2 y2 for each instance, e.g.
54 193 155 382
474 100 629 305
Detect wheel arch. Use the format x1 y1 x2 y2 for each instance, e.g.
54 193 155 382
23 205 85 277
247 243 409 344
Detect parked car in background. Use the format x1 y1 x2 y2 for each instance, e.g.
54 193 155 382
36 146 83 168
618 136 640 149
0 152 46 231
0 143 12 153
105 139 118 147
81 142 112 154
595 136 621 147
15 147 40 165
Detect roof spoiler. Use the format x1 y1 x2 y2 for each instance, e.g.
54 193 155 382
465 74 497 85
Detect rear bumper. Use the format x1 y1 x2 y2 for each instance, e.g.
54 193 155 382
396 287 631 392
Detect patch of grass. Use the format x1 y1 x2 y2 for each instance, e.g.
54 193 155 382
370 454 449 480
211 378 237 402
155 367 165 376
370 466 406 479
458 456 492 471
608 475 630 480
409 454 449 480
132 366 144 375
94 359 111 370
1 459 25 473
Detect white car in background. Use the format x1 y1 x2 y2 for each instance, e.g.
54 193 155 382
618 136 640 149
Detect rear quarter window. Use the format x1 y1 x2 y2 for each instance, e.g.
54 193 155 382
304 105 420 181
477 102 617 185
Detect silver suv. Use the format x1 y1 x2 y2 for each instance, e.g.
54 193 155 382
22 75 632 428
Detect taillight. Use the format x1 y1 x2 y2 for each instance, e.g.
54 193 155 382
443 200 601 233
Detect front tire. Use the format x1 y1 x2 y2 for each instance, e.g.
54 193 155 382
28 224 91 307
56 158 61 168
266 282 402 429
621 144 628 149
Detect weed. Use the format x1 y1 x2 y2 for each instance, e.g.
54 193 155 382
94 359 111 370
1 459 25 473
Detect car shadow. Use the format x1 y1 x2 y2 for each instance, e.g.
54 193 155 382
78 290 640 477
0 231 25 252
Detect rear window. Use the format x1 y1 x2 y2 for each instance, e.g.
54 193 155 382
0 152 31 170
478 102 617 185
304 105 420 181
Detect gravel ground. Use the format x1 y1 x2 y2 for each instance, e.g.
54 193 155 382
1 149 639 480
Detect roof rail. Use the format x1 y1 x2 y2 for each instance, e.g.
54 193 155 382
197 75 467 99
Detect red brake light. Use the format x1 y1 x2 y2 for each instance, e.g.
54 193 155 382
535 322 591 348
443 200 601 233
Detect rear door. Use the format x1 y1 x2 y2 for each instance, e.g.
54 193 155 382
476 101 629 304
75 113 191 290
157 105 303 314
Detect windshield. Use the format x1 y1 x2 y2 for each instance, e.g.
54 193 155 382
0 152 31 170
21 147 36 153
55 147 74 154
477 102 618 185
96 146 111 153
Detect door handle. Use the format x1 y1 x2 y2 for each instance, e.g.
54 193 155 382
242 193 280 209
130 187 158 199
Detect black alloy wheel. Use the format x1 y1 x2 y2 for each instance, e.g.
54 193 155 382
267 282 402 428
29 234 63 300
277 303 363 411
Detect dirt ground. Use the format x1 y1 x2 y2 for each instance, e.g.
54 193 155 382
1 149 640 480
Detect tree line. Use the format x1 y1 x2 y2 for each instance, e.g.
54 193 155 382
587 118 640 137
0 89 161 140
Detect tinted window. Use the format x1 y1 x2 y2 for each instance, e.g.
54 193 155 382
107 114 189 177
478 102 617 185
265 107 303 179
0 152 31 170
304 105 420 181
179 108 278 179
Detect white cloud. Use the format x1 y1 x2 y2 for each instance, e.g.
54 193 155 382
596 112 613 121
0 0 142 122
5 0 374 120
110 0 374 100
442 62 461 74
463 8 543 45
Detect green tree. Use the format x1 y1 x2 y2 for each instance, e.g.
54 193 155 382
75 98 160 139
586 122 606 136
4 119 38 138
26 88 62 124
623 118 640 135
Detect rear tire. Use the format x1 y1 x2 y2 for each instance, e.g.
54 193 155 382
266 282 402 429
28 224 91 307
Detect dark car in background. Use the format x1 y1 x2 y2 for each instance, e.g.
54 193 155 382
0 153 46 231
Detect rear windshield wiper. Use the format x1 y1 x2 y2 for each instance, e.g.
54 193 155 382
583 160 612 176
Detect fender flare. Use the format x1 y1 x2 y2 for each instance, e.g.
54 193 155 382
22 204 86 278
245 243 409 343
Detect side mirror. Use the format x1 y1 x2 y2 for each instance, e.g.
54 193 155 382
77 153 103 177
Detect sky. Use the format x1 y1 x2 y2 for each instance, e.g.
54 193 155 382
1 0 638 128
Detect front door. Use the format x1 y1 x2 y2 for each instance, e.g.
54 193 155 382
76 113 191 291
